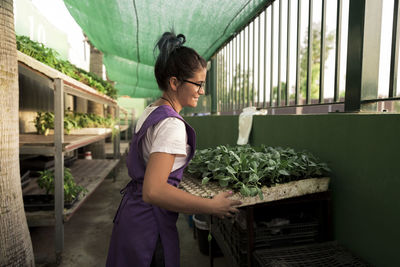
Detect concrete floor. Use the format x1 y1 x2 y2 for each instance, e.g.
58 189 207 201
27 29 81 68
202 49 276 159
104 140 130 158
30 156 228 267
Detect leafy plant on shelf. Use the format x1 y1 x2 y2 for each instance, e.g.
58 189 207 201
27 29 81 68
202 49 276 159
34 111 116 135
187 145 331 199
16 35 117 99
37 168 88 202
34 111 54 135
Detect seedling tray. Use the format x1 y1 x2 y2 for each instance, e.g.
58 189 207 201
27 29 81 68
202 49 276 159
180 175 330 207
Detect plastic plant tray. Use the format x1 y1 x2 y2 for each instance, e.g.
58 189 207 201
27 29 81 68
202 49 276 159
180 174 330 207
252 241 370 267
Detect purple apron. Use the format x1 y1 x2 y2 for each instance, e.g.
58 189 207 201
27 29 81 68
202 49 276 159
106 105 196 267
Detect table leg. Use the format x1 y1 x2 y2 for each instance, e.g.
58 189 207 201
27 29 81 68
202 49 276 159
209 215 214 267
246 206 254 267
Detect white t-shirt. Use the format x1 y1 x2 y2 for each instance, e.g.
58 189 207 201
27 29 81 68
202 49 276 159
135 105 190 172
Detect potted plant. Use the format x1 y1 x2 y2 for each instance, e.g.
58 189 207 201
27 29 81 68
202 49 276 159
33 111 54 136
37 168 87 203
23 168 87 211
33 111 116 136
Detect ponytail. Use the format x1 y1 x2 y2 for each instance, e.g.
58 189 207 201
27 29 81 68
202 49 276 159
154 31 206 91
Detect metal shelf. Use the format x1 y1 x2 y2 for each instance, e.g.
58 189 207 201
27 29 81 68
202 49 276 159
20 132 113 154
17 51 122 257
119 125 129 132
18 51 117 106
24 159 119 227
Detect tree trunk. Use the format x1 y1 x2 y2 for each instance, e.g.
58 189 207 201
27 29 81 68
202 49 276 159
87 43 104 117
106 74 115 118
107 106 115 118
75 97 87 113
0 0 35 266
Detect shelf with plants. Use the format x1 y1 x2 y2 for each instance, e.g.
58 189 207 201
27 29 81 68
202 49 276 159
17 50 117 106
23 159 119 227
19 111 119 154
17 35 117 99
16 35 123 252
181 145 331 207
34 111 116 135
17 47 122 155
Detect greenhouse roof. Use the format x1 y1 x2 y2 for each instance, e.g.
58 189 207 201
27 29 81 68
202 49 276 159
63 0 269 98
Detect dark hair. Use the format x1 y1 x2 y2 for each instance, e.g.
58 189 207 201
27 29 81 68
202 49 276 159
154 32 207 91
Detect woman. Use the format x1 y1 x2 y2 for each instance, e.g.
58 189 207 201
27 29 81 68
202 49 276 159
106 32 241 267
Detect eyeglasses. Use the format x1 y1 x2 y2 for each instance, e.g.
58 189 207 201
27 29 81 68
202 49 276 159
182 79 205 93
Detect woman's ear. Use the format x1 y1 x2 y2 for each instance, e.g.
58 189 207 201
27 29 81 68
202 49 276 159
168 77 179 92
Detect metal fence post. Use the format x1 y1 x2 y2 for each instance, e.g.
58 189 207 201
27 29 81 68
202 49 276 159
54 78 64 262
345 0 383 112
211 58 218 114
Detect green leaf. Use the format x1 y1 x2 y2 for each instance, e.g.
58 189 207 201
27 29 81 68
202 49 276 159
249 187 258 196
226 166 237 175
239 184 251 196
258 188 264 200
278 169 290 176
202 177 210 184
248 173 259 183
218 178 230 187
229 151 241 162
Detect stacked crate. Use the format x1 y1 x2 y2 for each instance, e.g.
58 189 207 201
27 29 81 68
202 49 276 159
210 192 333 267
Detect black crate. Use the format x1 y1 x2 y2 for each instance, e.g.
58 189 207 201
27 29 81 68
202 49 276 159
213 212 320 267
20 156 54 173
64 154 77 167
20 154 77 177
23 194 78 211
253 242 370 267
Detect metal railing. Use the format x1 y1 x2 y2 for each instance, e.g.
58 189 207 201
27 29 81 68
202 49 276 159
203 0 400 115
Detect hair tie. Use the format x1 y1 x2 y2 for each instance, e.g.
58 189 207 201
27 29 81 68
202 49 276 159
177 34 186 45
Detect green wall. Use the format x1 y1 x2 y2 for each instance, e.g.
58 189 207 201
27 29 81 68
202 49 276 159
184 115 238 149
185 114 400 266
117 97 147 122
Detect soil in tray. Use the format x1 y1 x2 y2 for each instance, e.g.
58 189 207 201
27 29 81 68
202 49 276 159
23 194 79 211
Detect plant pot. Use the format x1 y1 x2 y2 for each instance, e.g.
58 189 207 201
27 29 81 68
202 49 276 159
23 194 79 211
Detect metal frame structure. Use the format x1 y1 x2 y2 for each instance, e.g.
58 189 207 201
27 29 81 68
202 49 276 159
208 0 397 115
18 51 121 260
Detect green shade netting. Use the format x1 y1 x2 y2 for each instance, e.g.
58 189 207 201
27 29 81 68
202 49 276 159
63 0 268 98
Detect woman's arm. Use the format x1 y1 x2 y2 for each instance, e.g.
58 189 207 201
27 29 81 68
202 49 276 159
142 152 241 217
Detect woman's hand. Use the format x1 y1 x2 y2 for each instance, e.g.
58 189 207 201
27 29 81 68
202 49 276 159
211 191 242 219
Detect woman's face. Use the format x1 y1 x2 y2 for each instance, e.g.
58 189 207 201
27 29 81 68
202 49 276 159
177 68 207 108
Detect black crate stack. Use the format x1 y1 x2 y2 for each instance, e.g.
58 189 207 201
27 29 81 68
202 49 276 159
209 192 365 267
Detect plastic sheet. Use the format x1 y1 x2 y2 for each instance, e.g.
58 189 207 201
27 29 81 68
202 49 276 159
63 0 269 97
